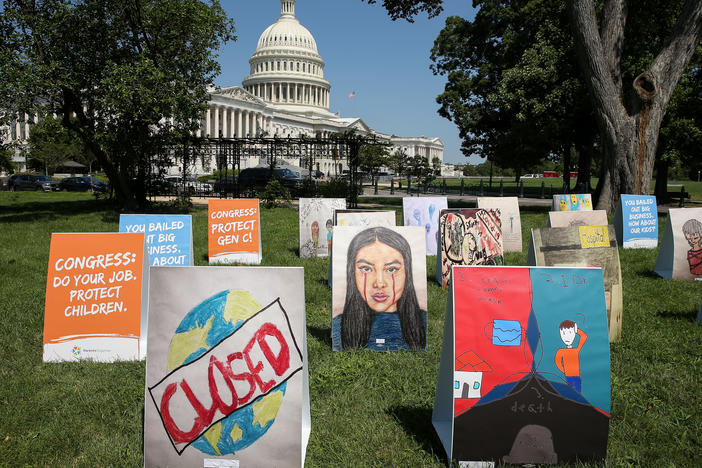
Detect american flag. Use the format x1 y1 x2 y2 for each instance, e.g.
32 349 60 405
348 91 356 99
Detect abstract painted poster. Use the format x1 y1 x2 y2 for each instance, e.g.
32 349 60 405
432 266 610 465
436 209 504 289
613 195 658 249
527 225 623 342
654 207 702 281
548 210 608 228
331 226 427 351
119 214 193 266
298 198 346 258
477 196 523 252
402 196 448 255
43 233 149 362
145 267 309 467
208 199 261 265
552 194 593 212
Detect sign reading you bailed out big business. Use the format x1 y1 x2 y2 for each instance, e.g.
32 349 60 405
613 195 658 249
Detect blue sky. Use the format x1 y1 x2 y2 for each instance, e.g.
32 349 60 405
213 0 479 165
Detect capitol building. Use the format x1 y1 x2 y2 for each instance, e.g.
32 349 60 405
3 0 444 176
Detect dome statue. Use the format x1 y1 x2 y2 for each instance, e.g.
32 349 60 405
242 0 334 118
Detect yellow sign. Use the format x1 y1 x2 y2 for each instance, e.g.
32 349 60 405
579 225 610 248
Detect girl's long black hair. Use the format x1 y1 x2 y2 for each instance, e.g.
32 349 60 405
340 227 426 350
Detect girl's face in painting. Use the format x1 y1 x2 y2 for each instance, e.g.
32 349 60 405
685 231 701 250
354 240 406 313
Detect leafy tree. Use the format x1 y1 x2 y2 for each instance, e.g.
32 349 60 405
0 0 235 208
0 144 14 173
366 0 702 211
406 154 435 190
431 156 442 175
358 144 389 186
387 148 408 176
27 116 93 174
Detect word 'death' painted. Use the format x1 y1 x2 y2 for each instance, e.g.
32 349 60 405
148 299 303 455
433 266 611 465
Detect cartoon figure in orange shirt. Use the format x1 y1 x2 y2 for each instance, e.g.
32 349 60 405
554 320 588 393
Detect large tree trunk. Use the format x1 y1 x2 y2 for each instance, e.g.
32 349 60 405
654 156 670 202
569 0 702 213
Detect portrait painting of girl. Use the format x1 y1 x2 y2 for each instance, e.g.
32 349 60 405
331 226 427 351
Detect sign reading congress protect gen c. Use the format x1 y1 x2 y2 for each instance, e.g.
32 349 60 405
208 199 261 264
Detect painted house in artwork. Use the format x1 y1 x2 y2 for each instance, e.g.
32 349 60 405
454 351 493 399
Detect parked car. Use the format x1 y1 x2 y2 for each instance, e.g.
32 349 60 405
238 167 302 194
59 176 108 192
164 176 212 194
212 176 238 194
7 174 60 191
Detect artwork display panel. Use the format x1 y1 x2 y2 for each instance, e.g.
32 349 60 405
527 225 623 342
432 266 611 465
436 209 504 289
144 267 309 467
208 199 261 265
654 207 702 281
548 210 608 228
331 226 427 351
298 198 346 258
43 232 149 361
552 194 593 212
119 214 193 266
477 196 523 252
613 195 658 249
402 196 448 255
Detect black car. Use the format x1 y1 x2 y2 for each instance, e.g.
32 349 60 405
59 176 109 192
238 167 302 194
7 174 60 192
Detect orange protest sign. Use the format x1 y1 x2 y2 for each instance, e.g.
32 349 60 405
43 233 148 362
208 199 261 264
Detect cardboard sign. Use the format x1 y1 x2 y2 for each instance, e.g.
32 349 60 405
328 209 397 287
548 210 608 228
119 214 193 266
402 196 448 255
208 199 261 265
611 195 658 249
477 197 523 252
43 233 149 362
552 194 593 212
145 267 309 467
436 209 504 289
331 226 427 351
527 225 623 342
433 266 610 465
298 198 346 258
654 207 702 281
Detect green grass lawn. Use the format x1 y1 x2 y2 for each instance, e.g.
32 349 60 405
0 192 700 467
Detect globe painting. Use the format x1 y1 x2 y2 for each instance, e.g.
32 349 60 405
167 289 287 456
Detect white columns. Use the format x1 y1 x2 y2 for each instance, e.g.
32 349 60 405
236 109 242 137
243 110 249 137
213 106 220 137
222 107 229 137
205 107 211 137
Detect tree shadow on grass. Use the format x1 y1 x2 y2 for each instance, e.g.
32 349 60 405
386 405 448 465
307 325 332 347
0 198 116 224
655 308 699 323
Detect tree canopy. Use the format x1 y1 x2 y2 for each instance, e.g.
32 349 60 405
366 0 702 211
0 0 235 208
